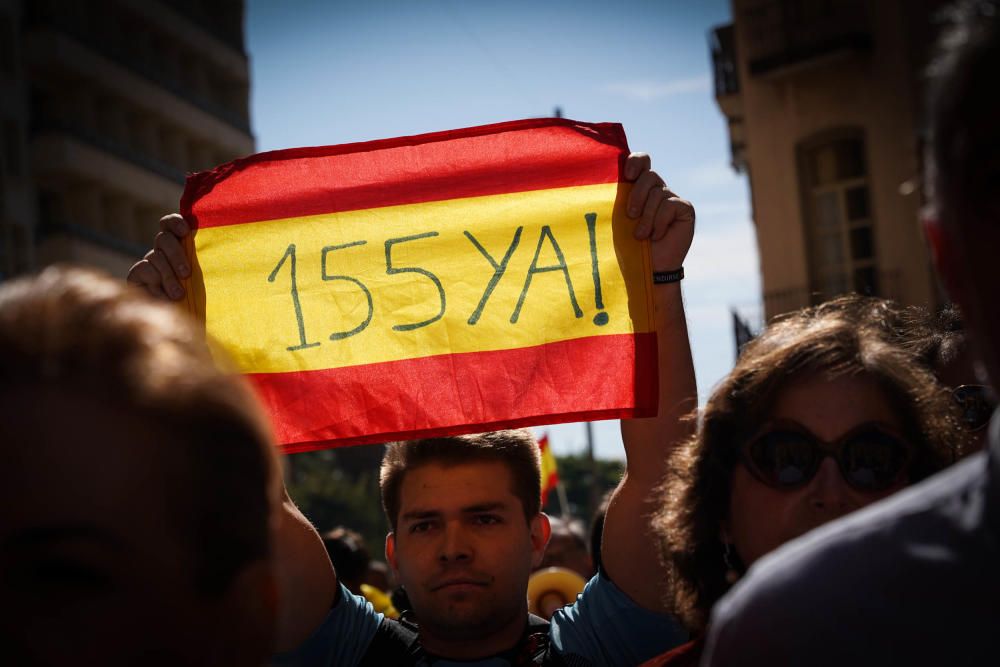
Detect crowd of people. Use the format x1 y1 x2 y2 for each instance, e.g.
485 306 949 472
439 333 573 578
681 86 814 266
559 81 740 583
2 1 998 664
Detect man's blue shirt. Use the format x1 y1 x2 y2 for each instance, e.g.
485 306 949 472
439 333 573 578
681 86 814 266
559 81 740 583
274 572 687 666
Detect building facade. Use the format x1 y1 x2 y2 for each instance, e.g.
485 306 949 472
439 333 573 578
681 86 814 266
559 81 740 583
0 0 254 280
712 0 950 322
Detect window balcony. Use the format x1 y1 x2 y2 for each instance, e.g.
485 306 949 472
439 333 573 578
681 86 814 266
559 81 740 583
740 0 872 78
763 269 903 319
31 116 186 185
37 216 147 259
711 24 740 98
25 2 251 134
159 0 246 54
710 24 746 171
763 285 812 318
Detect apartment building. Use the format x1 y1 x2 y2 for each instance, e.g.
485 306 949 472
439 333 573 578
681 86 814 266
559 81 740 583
712 0 951 321
0 0 254 280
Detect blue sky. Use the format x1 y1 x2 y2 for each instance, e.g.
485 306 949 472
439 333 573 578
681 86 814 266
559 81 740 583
246 0 760 459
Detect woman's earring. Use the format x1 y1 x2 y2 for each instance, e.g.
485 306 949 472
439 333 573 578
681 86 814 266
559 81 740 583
723 543 740 584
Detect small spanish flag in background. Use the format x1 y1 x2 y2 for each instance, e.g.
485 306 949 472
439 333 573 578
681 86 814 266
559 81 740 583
538 435 559 506
180 118 657 452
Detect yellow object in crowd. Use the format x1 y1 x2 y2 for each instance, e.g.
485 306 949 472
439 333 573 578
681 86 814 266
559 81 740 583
360 584 400 619
527 566 588 620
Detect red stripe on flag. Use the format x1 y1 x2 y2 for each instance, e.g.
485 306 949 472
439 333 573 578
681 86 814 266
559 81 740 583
181 118 629 230
250 332 657 453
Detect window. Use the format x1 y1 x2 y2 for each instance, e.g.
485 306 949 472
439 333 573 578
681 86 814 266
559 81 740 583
799 130 878 301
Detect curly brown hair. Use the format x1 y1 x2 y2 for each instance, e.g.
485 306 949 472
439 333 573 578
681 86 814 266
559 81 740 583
653 297 961 634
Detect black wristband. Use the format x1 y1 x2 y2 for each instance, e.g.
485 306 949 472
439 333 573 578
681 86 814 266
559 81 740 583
652 267 684 284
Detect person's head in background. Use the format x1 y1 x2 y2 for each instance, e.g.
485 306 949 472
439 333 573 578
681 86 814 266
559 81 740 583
924 0 1000 392
321 527 370 595
654 304 959 633
0 266 281 666
537 516 594 580
904 304 995 450
364 559 394 593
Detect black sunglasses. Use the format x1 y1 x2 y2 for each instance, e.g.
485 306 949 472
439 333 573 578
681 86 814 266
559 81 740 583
741 422 912 493
952 384 996 432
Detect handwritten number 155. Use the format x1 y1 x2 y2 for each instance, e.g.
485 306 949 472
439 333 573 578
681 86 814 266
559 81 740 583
268 215 607 353
268 233 445 351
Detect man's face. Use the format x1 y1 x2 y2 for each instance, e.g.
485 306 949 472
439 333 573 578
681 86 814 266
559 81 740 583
386 461 548 641
0 387 274 666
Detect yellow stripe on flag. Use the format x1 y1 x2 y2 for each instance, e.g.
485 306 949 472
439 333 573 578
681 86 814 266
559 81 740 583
193 183 652 374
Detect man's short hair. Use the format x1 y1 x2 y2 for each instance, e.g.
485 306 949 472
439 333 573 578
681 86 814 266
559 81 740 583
0 265 279 596
379 429 542 531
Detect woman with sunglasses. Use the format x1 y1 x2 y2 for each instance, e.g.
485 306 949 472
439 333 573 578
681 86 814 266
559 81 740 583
641 303 962 666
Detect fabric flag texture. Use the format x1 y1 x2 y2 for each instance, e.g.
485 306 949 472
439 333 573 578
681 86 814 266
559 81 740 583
538 435 559 506
180 118 657 452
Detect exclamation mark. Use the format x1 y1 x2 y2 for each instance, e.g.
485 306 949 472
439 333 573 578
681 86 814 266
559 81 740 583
586 212 609 326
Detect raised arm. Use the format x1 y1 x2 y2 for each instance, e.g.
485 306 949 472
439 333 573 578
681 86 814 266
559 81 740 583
273 489 339 650
602 153 697 612
127 220 339 649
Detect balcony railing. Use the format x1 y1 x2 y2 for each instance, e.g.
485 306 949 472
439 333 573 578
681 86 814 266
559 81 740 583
31 117 187 186
741 0 872 77
763 269 904 319
711 24 740 97
37 217 148 259
762 285 810 319
160 0 246 54
25 2 251 133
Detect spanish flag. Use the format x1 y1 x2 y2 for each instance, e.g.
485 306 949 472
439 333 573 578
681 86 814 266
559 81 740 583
538 435 559 506
180 118 657 453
